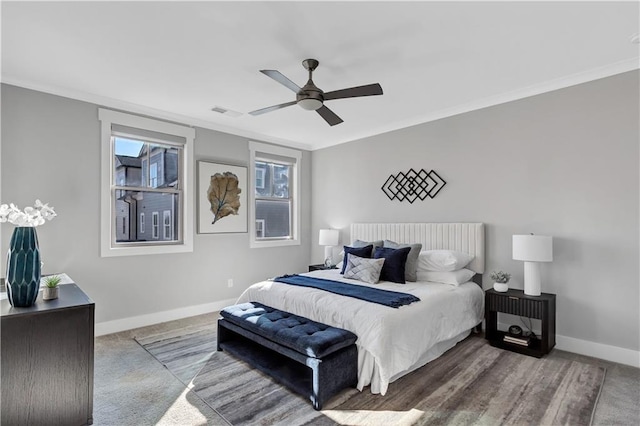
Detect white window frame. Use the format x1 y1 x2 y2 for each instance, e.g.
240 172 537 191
249 141 301 248
140 212 145 233
163 210 172 240
152 212 159 239
99 108 194 257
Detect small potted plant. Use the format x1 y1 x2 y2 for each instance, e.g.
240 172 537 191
490 270 511 292
43 275 61 300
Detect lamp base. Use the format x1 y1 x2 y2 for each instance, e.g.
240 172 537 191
323 246 334 268
523 261 541 296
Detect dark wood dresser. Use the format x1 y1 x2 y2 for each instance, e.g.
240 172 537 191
1 283 95 425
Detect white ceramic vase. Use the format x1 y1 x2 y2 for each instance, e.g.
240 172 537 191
493 282 509 292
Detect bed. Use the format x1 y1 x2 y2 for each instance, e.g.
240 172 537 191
236 223 485 395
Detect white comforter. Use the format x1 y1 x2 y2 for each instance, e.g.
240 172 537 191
236 269 484 395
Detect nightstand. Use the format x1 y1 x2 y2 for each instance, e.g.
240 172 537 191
1 283 95 425
308 264 338 272
485 288 556 358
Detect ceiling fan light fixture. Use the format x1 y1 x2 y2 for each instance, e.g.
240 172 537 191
298 98 323 111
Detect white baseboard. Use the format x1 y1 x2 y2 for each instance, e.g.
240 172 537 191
494 320 638 367
556 335 640 368
94 298 237 337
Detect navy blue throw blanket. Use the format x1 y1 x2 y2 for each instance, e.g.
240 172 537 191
273 274 420 308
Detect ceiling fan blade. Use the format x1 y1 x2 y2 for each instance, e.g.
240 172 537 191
323 83 383 101
260 70 302 93
249 101 297 116
316 105 344 126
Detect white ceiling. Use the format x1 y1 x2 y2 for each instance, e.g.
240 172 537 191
2 1 639 151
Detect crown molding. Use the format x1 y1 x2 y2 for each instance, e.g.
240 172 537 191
0 76 313 152
4 56 638 152
312 57 640 151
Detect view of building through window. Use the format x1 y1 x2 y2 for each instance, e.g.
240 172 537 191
113 137 180 244
254 160 291 239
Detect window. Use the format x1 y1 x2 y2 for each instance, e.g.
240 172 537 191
255 219 265 238
255 167 266 189
152 212 159 239
249 141 301 248
150 163 158 188
163 210 172 240
99 109 194 257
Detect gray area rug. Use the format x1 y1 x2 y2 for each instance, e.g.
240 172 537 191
135 324 217 386
137 324 605 426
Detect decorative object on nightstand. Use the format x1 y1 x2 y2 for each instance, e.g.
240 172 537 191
512 234 553 296
43 275 62 301
319 229 339 267
485 288 556 358
308 264 338 272
490 270 511 292
0 200 57 307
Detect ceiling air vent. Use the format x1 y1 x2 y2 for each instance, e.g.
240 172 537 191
211 106 242 117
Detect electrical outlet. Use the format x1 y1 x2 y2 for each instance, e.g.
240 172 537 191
227 279 234 288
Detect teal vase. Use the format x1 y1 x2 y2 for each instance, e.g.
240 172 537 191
6 227 41 307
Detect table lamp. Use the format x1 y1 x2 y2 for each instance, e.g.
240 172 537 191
319 229 339 267
512 234 553 296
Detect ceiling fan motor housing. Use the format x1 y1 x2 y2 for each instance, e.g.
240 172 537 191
297 59 323 110
297 84 323 110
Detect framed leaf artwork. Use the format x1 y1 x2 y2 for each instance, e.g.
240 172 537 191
197 161 248 233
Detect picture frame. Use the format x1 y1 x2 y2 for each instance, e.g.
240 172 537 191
197 161 248 234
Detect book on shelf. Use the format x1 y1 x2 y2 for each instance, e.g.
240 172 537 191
503 335 531 346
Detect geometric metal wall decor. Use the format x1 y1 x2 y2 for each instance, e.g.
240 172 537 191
381 168 447 203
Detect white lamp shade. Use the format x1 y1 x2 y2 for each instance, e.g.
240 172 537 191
512 235 553 262
319 229 339 246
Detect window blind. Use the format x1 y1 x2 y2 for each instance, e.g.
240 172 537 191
111 124 186 146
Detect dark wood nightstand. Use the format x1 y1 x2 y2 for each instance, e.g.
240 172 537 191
308 264 338 272
1 283 95 425
485 288 556 358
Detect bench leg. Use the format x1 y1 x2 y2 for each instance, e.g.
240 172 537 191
309 345 358 411
217 320 232 351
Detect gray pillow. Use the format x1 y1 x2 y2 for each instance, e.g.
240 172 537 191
344 255 385 284
352 239 384 257
383 240 423 282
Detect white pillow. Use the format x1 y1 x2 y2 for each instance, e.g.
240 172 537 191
416 268 475 286
344 255 385 284
418 250 474 272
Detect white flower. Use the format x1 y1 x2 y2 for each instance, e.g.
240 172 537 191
0 200 57 227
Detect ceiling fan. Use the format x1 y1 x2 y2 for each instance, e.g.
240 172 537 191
249 59 383 126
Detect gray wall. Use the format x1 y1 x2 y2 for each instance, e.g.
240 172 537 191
1 84 312 323
311 71 639 352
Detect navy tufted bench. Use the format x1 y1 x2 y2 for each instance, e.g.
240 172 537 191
217 302 358 410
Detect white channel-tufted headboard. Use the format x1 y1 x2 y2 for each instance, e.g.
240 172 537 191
350 223 485 274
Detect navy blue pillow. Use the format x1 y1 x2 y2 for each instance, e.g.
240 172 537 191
374 246 411 284
341 245 373 274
